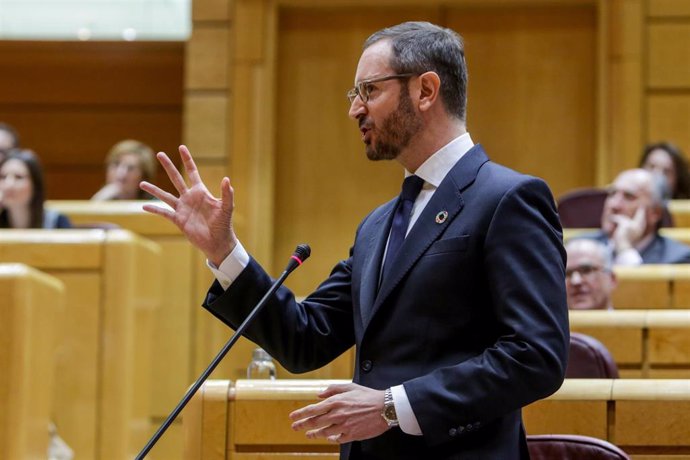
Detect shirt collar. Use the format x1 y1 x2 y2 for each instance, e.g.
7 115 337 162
404 133 474 187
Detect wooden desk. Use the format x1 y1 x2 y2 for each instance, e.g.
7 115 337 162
182 379 690 459
571 309 690 378
0 229 160 459
0 264 64 459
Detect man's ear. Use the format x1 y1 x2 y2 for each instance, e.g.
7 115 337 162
418 71 441 112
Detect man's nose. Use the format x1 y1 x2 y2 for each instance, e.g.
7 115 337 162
569 271 583 284
348 97 366 120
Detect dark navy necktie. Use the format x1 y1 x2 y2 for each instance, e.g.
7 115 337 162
382 175 425 279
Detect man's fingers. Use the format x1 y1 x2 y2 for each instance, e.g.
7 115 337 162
319 383 354 399
157 151 188 195
140 181 179 209
142 202 175 221
179 145 203 185
220 177 233 214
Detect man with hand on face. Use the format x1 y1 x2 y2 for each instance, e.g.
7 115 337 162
566 238 616 310
141 21 569 459
595 168 690 265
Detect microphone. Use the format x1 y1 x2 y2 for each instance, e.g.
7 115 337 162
285 243 311 274
135 244 311 459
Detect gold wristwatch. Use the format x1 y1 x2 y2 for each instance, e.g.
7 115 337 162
381 388 399 427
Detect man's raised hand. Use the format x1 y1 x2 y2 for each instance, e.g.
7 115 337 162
139 145 237 266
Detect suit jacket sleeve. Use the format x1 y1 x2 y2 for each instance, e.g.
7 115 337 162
203 248 357 374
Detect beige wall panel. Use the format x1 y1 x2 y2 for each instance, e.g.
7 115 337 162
649 24 690 88
650 0 690 16
523 400 607 438
186 26 230 90
193 0 230 21
185 93 229 159
274 8 440 295
447 6 596 197
647 96 690 155
607 0 644 176
616 401 690 445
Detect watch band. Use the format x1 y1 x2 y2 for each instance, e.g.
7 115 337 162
382 388 399 427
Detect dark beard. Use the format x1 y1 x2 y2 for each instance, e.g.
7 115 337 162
366 90 422 161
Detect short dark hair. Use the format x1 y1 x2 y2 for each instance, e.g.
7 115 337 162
0 149 46 228
639 141 690 199
364 21 468 121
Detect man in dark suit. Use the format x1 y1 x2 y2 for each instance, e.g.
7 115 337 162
593 168 690 264
141 21 569 460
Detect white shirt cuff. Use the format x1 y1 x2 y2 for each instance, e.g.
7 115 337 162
391 384 422 436
614 248 643 266
206 241 250 290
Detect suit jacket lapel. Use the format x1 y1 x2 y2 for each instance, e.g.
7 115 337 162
358 201 396 327
365 145 490 330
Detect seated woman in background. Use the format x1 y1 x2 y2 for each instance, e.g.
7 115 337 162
639 141 690 199
91 139 156 200
0 150 71 228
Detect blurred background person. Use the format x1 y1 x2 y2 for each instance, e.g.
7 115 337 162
0 122 21 162
91 139 156 200
0 149 71 228
565 238 616 310
595 168 690 264
639 141 690 199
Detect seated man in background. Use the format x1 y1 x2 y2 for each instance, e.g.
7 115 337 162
593 168 690 264
566 239 616 310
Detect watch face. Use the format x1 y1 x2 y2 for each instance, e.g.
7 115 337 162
384 404 397 421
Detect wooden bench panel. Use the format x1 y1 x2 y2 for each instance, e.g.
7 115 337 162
570 310 690 376
669 200 690 228
183 379 690 459
0 229 160 459
0 264 63 460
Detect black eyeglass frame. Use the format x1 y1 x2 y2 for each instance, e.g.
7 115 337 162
346 73 418 104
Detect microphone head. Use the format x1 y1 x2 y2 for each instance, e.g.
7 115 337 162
293 244 311 263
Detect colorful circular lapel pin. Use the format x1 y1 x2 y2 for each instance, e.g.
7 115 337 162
435 210 448 224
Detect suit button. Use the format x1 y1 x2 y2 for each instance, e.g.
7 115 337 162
360 360 373 373
457 425 465 433
466 424 473 431
448 428 457 437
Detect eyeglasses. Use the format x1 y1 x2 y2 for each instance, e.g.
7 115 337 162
565 264 606 281
346 73 417 104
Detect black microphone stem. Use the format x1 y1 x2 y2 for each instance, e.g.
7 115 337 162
136 267 295 460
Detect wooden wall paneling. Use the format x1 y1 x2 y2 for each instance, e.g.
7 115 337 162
186 26 231 90
447 4 597 197
607 0 644 177
230 0 277 267
647 96 690 155
648 23 690 88
0 41 183 199
649 0 690 17
193 0 231 21
274 8 441 295
184 93 229 159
